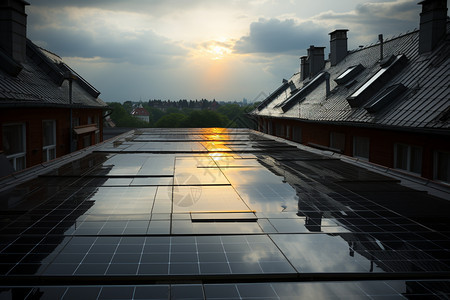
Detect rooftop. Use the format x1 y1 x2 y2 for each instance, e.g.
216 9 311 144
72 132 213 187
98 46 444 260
0 40 106 109
252 23 450 133
0 128 449 299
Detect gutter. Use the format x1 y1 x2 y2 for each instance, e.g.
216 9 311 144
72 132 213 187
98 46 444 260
0 102 108 109
252 114 450 136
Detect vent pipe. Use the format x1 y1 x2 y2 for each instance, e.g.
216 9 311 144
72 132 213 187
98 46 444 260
0 0 29 62
325 72 331 97
418 0 448 54
378 34 384 61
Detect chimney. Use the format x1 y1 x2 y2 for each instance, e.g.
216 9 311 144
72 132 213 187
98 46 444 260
418 0 448 54
300 56 309 80
329 29 348 66
307 45 325 78
0 0 29 62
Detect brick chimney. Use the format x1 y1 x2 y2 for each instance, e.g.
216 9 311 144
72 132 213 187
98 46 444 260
418 0 448 54
307 45 325 78
0 0 29 62
329 29 348 66
300 56 309 80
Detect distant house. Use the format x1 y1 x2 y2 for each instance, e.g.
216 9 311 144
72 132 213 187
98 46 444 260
131 105 150 123
0 0 107 175
251 0 450 183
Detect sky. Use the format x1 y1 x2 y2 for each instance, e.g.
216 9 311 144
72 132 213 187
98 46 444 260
26 0 422 103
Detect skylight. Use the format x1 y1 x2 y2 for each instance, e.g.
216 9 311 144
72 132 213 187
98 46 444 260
347 54 407 108
334 64 365 85
365 83 406 113
278 72 328 113
257 79 290 111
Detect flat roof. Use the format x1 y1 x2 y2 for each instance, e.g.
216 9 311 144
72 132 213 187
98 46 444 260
0 128 449 299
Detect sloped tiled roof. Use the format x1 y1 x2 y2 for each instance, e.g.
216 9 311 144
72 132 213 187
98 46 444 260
0 40 106 109
131 107 150 116
252 24 450 131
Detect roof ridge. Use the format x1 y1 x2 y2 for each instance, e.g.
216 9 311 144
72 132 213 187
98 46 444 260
349 29 419 53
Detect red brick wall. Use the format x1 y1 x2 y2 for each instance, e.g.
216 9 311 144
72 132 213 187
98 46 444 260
257 117 450 181
0 107 104 169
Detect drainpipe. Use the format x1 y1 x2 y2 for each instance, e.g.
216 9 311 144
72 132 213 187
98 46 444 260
65 72 76 152
69 78 73 152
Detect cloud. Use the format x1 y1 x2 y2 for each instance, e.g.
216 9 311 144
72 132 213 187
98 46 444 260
234 18 329 54
27 7 187 66
315 0 419 48
27 0 234 17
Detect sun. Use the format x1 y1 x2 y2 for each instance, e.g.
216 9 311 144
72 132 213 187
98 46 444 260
207 45 232 60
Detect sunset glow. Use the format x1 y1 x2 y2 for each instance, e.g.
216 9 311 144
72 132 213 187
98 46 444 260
26 0 420 101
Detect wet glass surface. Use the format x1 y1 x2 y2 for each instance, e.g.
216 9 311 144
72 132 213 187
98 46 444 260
0 128 449 298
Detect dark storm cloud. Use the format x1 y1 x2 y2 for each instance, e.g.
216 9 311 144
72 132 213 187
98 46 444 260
317 0 419 47
27 0 221 16
234 18 329 54
27 17 187 65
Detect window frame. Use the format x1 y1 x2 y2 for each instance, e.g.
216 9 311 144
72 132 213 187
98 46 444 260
394 143 423 175
42 120 56 162
2 123 26 171
353 136 370 161
433 150 450 183
330 132 346 152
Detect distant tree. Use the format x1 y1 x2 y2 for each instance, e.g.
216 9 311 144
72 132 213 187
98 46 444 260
219 103 259 128
154 113 186 128
180 110 230 128
108 102 151 128
122 101 134 113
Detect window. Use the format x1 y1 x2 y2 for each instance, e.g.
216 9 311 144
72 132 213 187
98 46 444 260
73 118 80 127
275 123 285 137
83 135 91 148
353 136 370 160
279 72 327 112
95 130 100 144
42 120 56 162
394 143 422 174
365 83 406 113
87 116 93 124
330 132 345 152
2 123 26 171
434 151 450 183
286 125 291 139
268 122 273 135
334 64 365 85
347 54 407 107
292 126 302 143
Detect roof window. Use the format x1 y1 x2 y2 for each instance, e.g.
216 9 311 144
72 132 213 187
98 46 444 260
365 83 406 113
278 72 328 113
347 54 407 108
334 64 365 85
257 79 290 111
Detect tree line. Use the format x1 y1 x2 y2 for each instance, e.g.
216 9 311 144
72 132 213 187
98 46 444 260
107 100 259 129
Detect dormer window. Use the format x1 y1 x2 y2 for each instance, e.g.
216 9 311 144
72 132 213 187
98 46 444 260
347 54 407 107
257 79 290 111
365 83 406 113
334 64 364 85
278 72 328 113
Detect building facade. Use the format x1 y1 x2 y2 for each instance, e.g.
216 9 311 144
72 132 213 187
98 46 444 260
0 0 107 175
131 105 150 123
251 0 450 184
